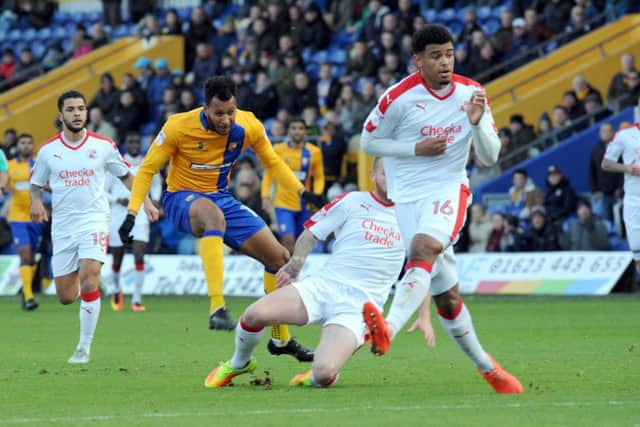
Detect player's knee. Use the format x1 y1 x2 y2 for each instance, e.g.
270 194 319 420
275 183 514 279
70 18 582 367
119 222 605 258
241 304 265 329
312 361 339 385
433 287 461 313
410 235 443 260
57 292 76 305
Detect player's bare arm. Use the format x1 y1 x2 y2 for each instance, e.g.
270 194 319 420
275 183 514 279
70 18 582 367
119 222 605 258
275 229 318 288
602 158 640 176
407 294 436 348
120 172 160 222
29 183 48 223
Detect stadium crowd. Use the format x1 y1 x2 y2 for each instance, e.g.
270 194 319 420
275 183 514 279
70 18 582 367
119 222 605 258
0 0 639 257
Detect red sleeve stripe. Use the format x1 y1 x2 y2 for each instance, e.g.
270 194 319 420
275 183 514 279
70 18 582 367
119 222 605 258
365 120 377 133
450 184 472 243
378 72 422 114
303 218 316 229
87 130 119 150
452 74 482 88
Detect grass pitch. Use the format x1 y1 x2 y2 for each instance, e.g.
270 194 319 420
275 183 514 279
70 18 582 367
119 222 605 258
0 295 638 426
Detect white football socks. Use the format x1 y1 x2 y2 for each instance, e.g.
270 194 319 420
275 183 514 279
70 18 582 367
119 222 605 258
132 268 144 305
438 302 494 373
230 318 264 369
386 263 432 338
78 291 101 352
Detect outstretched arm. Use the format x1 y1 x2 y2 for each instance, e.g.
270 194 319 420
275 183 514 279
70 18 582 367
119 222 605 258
275 229 318 287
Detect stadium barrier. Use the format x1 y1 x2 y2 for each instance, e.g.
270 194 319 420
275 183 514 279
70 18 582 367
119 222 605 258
0 252 632 297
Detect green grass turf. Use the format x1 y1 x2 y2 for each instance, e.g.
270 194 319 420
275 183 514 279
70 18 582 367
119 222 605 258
0 295 638 426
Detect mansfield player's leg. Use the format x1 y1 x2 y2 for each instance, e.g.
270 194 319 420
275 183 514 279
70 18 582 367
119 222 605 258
240 226 314 362
11 222 38 310
204 285 308 387
289 324 357 387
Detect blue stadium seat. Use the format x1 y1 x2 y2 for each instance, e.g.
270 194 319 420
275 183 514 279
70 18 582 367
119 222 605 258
62 39 72 54
87 11 102 24
481 18 501 35
332 64 345 79
113 24 130 38
52 27 66 40
223 3 240 17
140 122 157 137
177 8 192 22
330 29 358 49
36 27 52 40
310 49 328 64
327 48 346 65
437 8 456 23
562 215 578 233
263 118 276 137
31 43 46 60
422 9 437 23
476 6 492 20
7 29 22 42
446 20 464 37
22 28 37 42
609 235 629 251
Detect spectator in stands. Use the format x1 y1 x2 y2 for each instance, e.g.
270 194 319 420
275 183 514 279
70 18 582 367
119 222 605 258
14 0 56 29
486 212 506 252
69 24 93 60
589 123 623 221
146 58 172 120
318 116 347 193
509 114 537 148
520 205 563 251
266 1 290 41
41 40 65 71
130 0 155 23
336 85 364 135
154 87 177 129
562 90 586 121
361 0 390 46
551 105 576 140
497 128 524 170
273 51 302 109
111 90 143 143
161 8 182 35
616 71 640 111
542 0 573 35
509 168 545 220
89 73 120 121
564 5 592 43
344 40 378 84
468 29 487 65
191 42 220 88
202 0 227 20
133 56 154 90
470 41 499 83
491 9 514 57
537 111 555 147
567 199 610 250
572 75 602 104
13 47 40 85
468 203 493 253
316 63 342 112
270 119 286 139
274 34 299 64
504 17 537 71
607 53 635 104
584 92 611 126
501 215 525 252
121 71 148 117
0 49 16 84
233 168 272 227
212 16 236 54
245 70 279 121
380 13 401 43
524 7 553 43
1 128 17 159
185 7 212 70
177 88 197 113
303 106 321 137
376 31 398 66
103 0 121 26
396 0 419 35
454 44 471 77
544 165 577 225
457 6 482 47
136 13 160 39
87 107 117 141
90 22 110 49
287 71 318 117
287 4 305 44
250 17 277 55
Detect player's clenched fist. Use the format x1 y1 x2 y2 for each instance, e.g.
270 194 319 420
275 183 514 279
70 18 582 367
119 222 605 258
30 199 48 223
467 90 486 125
415 135 448 156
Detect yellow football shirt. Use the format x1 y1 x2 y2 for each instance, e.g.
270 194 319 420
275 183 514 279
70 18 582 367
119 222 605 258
7 158 34 222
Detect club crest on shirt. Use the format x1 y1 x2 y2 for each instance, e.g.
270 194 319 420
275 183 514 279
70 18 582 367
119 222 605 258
155 131 166 146
228 141 239 152
197 141 204 151
87 149 97 159
185 194 195 202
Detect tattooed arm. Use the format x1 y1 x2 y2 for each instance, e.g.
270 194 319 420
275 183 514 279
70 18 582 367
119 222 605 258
275 229 318 287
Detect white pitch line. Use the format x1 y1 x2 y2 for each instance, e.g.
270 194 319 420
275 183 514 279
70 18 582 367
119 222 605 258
0 400 638 424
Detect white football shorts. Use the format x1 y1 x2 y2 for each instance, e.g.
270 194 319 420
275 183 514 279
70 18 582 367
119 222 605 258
293 276 377 346
52 225 109 276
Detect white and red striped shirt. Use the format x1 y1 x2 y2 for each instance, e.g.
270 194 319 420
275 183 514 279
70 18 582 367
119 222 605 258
361 72 498 203
31 130 130 238
304 191 405 307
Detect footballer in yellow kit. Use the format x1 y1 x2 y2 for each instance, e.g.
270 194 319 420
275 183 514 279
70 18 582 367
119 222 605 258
8 133 44 310
123 76 324 362
261 117 324 254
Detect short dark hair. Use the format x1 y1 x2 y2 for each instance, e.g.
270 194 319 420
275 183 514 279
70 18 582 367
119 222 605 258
57 90 86 112
513 168 528 177
412 24 453 54
204 76 237 105
287 117 305 128
17 133 33 141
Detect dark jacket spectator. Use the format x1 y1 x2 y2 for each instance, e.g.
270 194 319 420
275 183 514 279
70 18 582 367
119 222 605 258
607 53 635 103
191 42 220 88
185 7 213 70
287 72 319 117
146 59 172 121
89 73 120 120
509 114 537 148
316 63 342 111
562 90 586 121
457 6 482 47
161 8 182 35
542 0 573 35
13 47 41 85
345 41 379 81
616 71 640 111
486 213 506 252
520 205 563 251
245 72 279 121
110 90 144 143
318 116 347 190
509 168 545 219
544 165 578 225
589 123 623 197
567 199 610 250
